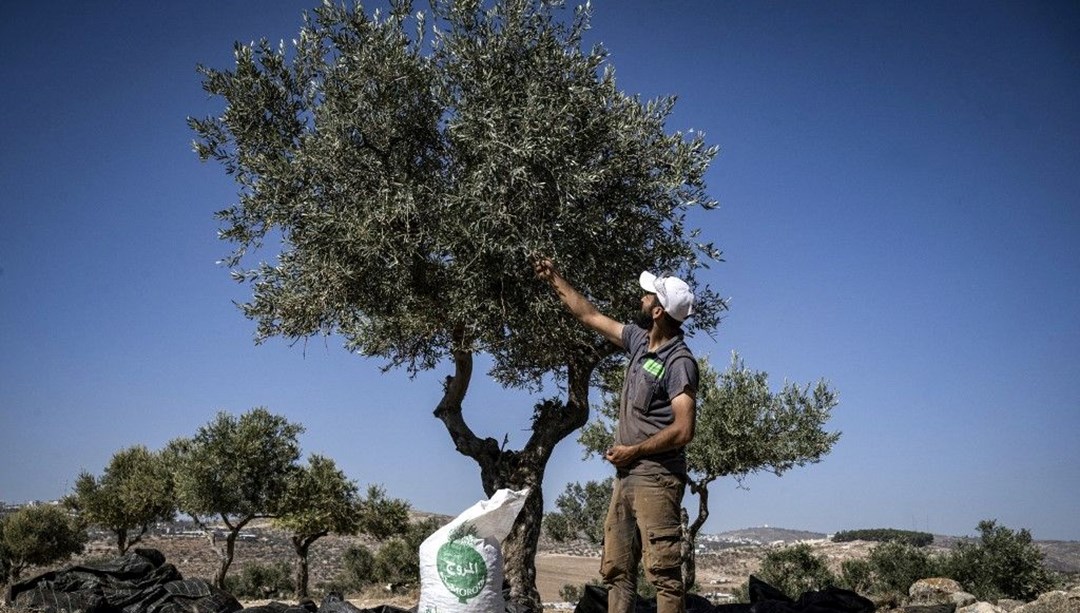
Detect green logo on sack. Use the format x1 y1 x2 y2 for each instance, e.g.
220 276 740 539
437 533 487 603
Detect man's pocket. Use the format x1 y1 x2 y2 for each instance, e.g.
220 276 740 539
644 523 683 572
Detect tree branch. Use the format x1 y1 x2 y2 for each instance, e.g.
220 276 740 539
432 330 500 467
523 348 604 461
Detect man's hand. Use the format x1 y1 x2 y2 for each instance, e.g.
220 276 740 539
534 256 625 348
605 445 638 468
607 394 695 469
533 257 558 284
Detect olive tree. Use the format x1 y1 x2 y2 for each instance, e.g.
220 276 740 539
0 505 86 584
65 445 176 554
543 477 612 545
579 352 840 587
275 454 361 598
356 485 412 542
274 455 410 598
189 1 722 607
167 407 303 588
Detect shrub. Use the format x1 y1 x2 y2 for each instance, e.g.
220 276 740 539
941 520 1056 602
323 518 441 594
838 558 874 595
403 518 443 552
560 583 583 603
325 545 376 593
755 543 837 600
224 560 295 599
867 541 939 597
375 517 442 586
731 582 750 604
372 538 416 586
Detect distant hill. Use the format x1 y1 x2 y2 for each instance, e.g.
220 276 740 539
708 526 829 545
1037 541 1080 574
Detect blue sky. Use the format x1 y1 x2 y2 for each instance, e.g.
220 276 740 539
1 1 1077 541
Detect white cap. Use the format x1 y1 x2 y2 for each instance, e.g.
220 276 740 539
639 271 695 322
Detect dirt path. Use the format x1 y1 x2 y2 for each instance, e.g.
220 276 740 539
535 552 603 603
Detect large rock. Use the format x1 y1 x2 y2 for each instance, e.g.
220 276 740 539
958 603 1005 613
911 579 968 604
953 593 979 607
912 579 965 598
1011 591 1080 613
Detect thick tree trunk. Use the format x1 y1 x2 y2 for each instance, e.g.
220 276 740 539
115 530 129 555
292 536 313 598
212 515 252 590
488 459 547 610
433 342 603 612
120 525 149 555
214 532 238 590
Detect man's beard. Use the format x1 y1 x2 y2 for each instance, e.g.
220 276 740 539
632 310 654 330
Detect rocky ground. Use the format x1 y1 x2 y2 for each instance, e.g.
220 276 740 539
8 523 1079 612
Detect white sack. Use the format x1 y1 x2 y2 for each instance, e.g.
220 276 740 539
418 488 529 613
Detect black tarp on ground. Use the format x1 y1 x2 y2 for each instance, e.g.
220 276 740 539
4 550 415 613
573 576 875 613
7 548 242 613
318 592 412 613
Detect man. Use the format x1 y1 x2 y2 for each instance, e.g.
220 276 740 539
535 258 698 613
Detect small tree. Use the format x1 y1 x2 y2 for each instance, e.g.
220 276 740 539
0 505 86 584
275 456 411 598
543 477 611 545
275 454 363 598
168 407 303 588
943 520 1056 602
65 445 175 554
356 485 411 542
838 558 875 596
580 352 840 587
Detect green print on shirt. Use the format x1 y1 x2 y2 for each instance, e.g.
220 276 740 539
643 358 664 378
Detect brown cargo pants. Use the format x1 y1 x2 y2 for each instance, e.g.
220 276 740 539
599 472 686 613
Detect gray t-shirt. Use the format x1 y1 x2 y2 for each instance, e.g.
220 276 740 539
616 324 699 478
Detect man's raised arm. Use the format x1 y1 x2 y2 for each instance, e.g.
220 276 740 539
534 258 624 348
